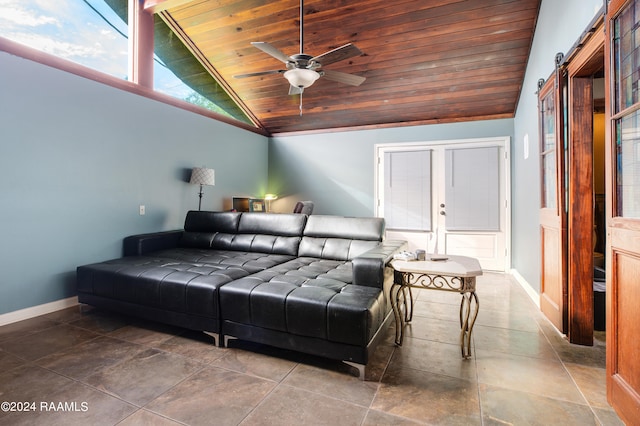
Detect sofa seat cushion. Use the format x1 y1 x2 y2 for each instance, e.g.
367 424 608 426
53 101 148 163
219 257 387 346
77 256 252 320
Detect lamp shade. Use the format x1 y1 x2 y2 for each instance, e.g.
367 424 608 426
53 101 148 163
284 68 320 88
190 167 215 186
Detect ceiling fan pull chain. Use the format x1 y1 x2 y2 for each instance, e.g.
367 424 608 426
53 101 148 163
299 91 303 116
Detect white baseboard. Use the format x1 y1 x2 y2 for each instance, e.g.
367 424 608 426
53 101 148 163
510 269 540 308
0 296 79 327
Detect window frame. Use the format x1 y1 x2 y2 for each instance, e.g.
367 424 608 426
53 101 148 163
0 4 266 136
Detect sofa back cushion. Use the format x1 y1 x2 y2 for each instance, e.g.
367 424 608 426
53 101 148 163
212 212 307 255
179 211 241 248
299 215 385 260
237 212 307 236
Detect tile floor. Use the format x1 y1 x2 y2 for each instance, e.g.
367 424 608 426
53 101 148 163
0 272 625 425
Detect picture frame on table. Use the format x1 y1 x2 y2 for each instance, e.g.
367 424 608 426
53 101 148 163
249 198 265 212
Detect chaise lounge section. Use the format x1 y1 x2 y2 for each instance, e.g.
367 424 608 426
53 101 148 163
76 211 406 378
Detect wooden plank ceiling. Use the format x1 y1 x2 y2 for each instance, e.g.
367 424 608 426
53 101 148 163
151 0 541 135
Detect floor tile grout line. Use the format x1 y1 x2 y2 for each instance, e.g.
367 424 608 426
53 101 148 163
14 359 144 416
1 327 107 364
555 350 610 424
135 362 213 424
116 408 190 426
534 312 596 409
234 372 293 425
360 342 396 425
159 346 302 425
278 376 380 410
474 286 610 422
24 323 218 424
473 335 484 426
245 380 378 424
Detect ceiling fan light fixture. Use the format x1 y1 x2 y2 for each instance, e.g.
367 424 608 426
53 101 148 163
284 68 320 88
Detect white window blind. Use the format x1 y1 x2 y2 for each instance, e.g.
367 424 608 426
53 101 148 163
384 150 432 231
445 146 500 231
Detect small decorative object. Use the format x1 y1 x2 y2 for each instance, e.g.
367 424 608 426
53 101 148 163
189 167 215 210
430 255 449 261
416 249 426 261
249 198 265 212
264 193 278 212
393 251 417 261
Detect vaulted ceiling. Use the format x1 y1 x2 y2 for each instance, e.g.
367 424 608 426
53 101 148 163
149 0 541 135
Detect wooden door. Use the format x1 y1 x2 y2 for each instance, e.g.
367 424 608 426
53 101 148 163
605 0 640 422
565 25 605 346
538 75 567 333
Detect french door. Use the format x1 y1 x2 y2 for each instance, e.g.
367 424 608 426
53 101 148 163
605 0 640 422
375 137 510 272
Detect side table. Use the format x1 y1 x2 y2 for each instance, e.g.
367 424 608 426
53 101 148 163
390 255 483 358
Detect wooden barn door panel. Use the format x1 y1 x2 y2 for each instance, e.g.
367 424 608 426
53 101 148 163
567 76 594 345
605 0 640 421
538 76 567 333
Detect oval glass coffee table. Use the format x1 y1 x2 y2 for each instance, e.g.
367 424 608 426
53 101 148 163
390 255 483 358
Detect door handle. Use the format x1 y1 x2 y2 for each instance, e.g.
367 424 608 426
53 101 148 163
440 204 445 208
440 211 446 215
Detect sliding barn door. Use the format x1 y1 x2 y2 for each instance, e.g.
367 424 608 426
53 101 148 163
538 76 567 333
605 0 640 422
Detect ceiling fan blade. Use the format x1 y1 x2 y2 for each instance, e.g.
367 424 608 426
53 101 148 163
251 42 292 63
310 43 362 66
234 70 286 79
288 85 303 95
322 69 366 86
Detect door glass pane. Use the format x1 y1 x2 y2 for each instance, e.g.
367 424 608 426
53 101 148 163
444 147 500 231
616 111 640 217
614 0 640 112
543 151 557 208
540 89 557 209
384 150 432 231
614 0 640 218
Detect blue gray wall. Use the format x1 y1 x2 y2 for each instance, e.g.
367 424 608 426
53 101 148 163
269 119 514 216
0 52 268 315
512 0 603 291
0 0 608 316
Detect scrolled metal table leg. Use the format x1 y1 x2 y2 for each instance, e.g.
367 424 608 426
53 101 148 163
459 291 479 358
390 281 405 345
404 285 414 322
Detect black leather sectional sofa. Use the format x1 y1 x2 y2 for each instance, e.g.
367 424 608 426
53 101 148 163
77 211 406 378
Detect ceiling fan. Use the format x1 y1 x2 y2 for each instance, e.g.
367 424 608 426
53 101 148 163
233 0 366 97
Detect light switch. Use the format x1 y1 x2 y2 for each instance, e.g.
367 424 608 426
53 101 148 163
139 205 145 215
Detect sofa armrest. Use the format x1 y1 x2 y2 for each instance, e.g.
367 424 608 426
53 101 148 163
352 240 407 288
123 230 183 256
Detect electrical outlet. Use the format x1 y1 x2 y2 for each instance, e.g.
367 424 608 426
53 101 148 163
139 205 145 215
